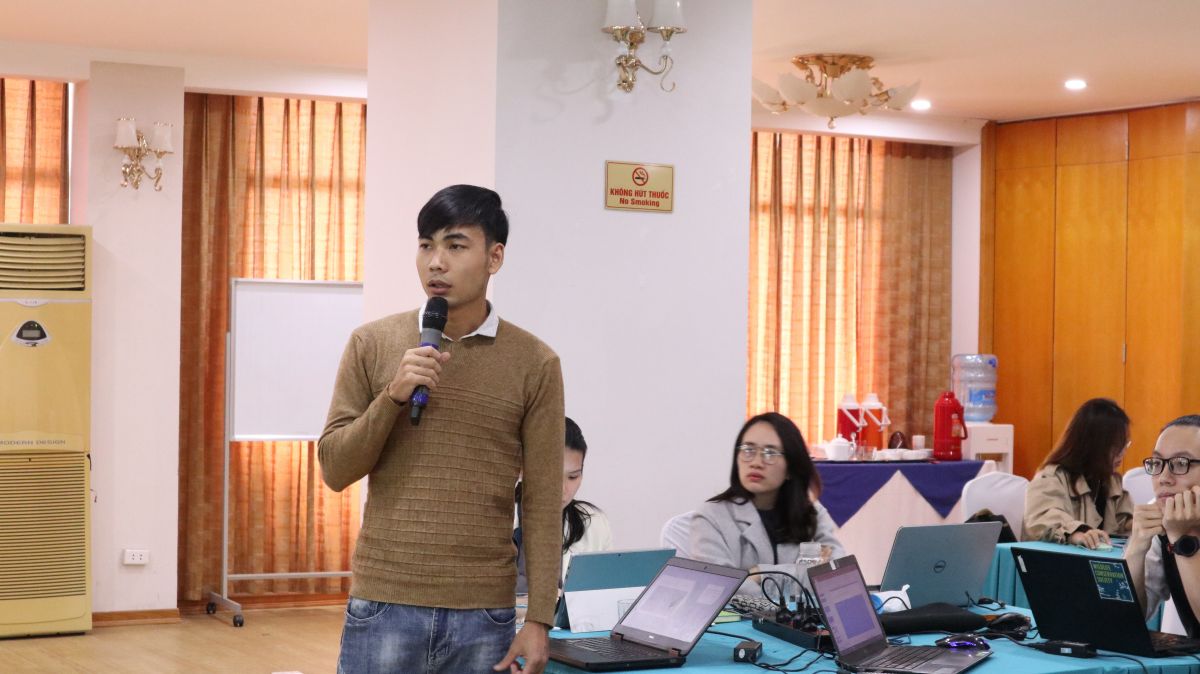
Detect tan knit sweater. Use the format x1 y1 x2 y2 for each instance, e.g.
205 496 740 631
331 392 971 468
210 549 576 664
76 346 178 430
318 309 564 625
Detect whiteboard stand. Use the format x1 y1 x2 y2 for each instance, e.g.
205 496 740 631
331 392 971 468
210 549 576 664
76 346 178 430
205 279 363 627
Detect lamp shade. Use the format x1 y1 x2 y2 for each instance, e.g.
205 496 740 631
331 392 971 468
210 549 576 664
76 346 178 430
151 123 173 153
115 118 138 148
802 96 856 120
830 68 873 103
778 73 817 104
751 78 785 108
884 81 921 110
604 0 640 29
649 0 685 29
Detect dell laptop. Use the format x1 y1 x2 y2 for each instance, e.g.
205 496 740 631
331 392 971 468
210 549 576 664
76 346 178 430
548 557 746 671
1014 546 1200 657
880 522 1002 607
808 555 991 673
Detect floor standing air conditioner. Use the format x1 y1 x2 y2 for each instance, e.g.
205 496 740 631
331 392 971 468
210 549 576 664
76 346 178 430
0 223 92 637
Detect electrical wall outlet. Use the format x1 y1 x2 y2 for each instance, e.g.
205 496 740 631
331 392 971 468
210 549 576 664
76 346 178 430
123 548 149 565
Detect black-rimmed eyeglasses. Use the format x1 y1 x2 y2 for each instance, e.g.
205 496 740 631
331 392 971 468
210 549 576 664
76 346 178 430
1143 456 1200 476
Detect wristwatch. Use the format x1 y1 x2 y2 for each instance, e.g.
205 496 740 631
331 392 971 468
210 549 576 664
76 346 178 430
1168 535 1200 558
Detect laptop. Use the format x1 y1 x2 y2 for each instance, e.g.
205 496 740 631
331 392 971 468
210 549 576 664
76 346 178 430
807 555 991 673
1013 546 1200 657
548 557 746 671
556 548 676 631
880 522 1003 607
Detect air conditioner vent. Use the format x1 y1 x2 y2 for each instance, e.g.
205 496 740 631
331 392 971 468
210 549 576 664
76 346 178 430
0 232 86 291
0 452 87 600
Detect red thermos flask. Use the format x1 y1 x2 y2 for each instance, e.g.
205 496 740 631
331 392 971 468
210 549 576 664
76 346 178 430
933 391 968 461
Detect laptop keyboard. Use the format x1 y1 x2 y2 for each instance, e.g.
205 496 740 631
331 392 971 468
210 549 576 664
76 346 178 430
863 646 942 670
1151 631 1200 652
555 637 666 658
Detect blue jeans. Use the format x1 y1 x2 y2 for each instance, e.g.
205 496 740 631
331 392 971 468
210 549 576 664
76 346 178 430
337 597 516 674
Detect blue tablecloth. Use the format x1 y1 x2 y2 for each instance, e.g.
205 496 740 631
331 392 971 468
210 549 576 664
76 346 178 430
547 606 1198 673
815 460 988 526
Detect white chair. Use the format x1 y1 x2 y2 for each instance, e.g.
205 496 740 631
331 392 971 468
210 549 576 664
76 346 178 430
1123 466 1155 505
660 510 695 558
961 471 1030 536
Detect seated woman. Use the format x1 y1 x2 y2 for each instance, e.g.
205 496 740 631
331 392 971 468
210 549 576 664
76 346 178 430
1023 398 1134 548
1126 415 1200 637
689 412 844 597
515 416 611 592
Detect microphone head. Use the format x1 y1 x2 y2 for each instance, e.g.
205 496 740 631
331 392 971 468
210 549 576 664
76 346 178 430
423 296 449 332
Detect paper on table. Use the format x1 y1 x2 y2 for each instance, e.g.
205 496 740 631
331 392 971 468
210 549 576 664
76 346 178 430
564 586 646 633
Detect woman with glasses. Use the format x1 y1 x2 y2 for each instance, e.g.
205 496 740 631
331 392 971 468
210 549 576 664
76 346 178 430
1023 398 1134 548
689 412 844 597
1126 415 1200 638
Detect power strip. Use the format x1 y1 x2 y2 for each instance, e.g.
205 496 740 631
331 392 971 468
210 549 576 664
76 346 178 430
751 614 834 653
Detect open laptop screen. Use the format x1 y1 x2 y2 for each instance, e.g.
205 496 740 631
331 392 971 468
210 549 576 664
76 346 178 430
810 562 885 654
617 561 743 650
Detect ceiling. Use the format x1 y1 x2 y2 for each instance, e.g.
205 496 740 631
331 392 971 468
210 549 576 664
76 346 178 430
1 1 1197 122
754 0 1200 121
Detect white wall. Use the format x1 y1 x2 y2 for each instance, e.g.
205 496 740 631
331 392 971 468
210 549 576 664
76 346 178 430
752 109 985 147
951 145 982 356
493 0 753 549
363 1 497 321
72 62 183 612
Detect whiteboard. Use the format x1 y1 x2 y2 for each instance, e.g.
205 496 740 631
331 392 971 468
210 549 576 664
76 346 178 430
229 279 363 440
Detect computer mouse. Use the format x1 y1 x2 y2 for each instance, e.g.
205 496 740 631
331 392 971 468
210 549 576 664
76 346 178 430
935 634 990 650
986 612 1032 636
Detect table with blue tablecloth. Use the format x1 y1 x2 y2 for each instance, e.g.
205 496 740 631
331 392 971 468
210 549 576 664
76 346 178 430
546 605 1200 673
814 460 995 584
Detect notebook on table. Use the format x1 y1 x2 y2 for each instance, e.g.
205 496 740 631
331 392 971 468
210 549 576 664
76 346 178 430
548 557 746 671
1014 546 1200 657
807 554 991 674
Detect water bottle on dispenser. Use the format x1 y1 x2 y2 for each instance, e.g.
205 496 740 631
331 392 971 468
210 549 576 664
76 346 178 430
951 354 998 422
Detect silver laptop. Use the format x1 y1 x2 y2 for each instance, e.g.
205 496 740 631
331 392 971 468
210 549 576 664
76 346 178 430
808 555 990 674
879 522 1002 608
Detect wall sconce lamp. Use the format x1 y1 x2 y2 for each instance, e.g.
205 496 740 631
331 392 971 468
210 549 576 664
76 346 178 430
114 118 173 191
602 0 686 93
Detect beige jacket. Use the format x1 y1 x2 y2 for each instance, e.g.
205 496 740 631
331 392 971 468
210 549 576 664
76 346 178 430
1022 464 1133 543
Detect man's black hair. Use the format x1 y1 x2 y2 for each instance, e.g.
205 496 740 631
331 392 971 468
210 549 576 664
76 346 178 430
417 184 509 245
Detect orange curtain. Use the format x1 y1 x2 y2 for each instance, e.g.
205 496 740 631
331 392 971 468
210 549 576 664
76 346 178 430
179 94 366 601
1 78 69 224
749 131 952 446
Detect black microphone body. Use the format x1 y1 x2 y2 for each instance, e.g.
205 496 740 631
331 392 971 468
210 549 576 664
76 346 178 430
410 297 449 425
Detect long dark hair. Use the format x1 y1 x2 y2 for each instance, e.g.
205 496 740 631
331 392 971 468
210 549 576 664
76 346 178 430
514 416 597 552
709 412 821 544
1042 398 1129 496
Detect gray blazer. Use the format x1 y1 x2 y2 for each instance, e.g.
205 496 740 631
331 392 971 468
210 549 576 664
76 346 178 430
688 498 845 597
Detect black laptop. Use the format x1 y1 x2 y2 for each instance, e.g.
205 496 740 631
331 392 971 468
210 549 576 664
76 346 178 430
1013 546 1200 657
807 555 991 673
548 557 746 671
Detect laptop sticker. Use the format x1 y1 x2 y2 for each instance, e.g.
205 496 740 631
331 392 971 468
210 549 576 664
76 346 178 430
1089 560 1134 603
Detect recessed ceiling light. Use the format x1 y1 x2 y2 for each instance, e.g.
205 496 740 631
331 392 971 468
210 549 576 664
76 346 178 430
910 99 932 111
1064 79 1087 91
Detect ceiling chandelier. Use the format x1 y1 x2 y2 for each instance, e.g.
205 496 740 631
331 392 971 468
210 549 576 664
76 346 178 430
752 54 920 129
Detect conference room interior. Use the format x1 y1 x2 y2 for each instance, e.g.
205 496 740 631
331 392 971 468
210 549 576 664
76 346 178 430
3 1 1200 672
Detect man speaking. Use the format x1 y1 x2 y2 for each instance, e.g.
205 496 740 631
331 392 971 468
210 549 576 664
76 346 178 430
319 184 564 673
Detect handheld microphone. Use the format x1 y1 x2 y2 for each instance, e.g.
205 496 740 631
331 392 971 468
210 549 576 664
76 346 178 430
410 296 448 425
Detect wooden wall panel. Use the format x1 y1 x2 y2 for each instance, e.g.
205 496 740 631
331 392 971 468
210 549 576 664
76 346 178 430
1057 113 1128 165
1183 155 1200 414
1052 162 1127 450
1130 105 1187 160
979 121 996 354
1187 103 1200 154
993 166 1056 477
996 119 1056 170
1125 156 1184 470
